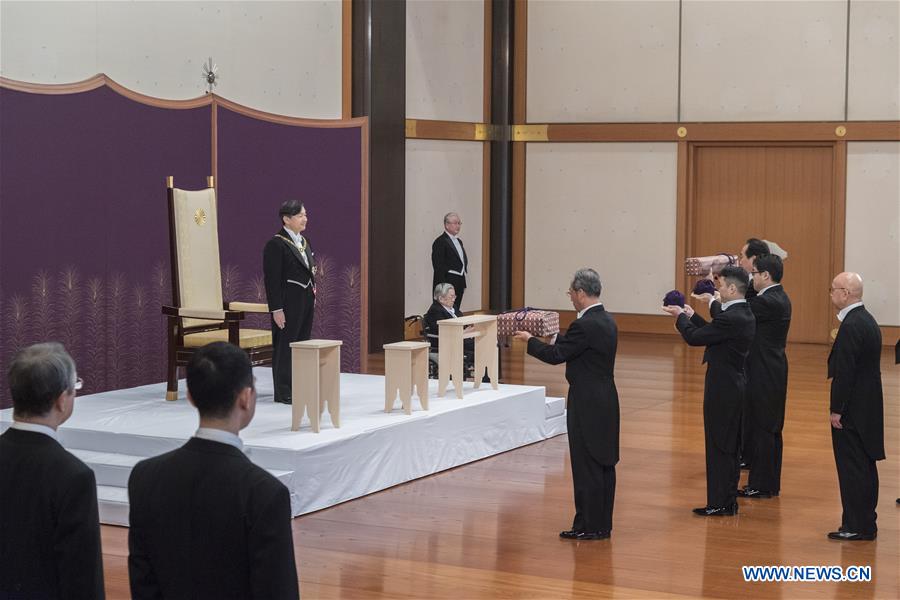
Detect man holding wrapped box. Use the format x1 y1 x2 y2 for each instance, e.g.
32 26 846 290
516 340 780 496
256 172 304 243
663 266 755 516
514 268 619 540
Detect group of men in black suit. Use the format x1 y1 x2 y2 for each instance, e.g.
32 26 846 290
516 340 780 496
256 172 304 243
1 342 300 599
661 239 885 540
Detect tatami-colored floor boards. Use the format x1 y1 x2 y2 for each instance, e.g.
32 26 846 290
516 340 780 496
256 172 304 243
98 334 898 599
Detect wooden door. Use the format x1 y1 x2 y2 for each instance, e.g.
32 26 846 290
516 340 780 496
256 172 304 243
689 145 836 343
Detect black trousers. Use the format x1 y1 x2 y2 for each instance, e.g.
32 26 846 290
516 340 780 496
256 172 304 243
568 419 616 533
739 402 754 467
704 418 740 508
748 427 783 493
832 425 879 535
271 287 314 402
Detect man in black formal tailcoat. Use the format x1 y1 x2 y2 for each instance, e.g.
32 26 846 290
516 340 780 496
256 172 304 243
264 200 315 404
0 343 105 599
514 268 619 540
431 212 468 312
128 342 299 598
735 237 770 469
826 272 885 541
664 266 756 516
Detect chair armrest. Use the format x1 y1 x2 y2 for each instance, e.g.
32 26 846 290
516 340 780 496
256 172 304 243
227 301 270 313
162 305 244 321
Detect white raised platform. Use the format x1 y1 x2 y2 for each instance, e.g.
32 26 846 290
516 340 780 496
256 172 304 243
0 368 566 526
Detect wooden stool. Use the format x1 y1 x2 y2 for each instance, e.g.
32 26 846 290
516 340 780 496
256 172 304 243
383 341 430 414
437 314 499 399
290 340 342 432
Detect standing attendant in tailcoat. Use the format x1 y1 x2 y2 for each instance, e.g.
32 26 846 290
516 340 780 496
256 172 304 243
826 272 884 541
431 212 468 312
514 268 619 540
264 200 315 405
664 266 756 516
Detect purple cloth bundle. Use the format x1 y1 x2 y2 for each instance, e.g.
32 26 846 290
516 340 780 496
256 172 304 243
693 279 717 296
663 290 685 308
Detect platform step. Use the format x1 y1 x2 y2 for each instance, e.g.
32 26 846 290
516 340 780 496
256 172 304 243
97 484 130 526
545 397 565 419
72 448 294 525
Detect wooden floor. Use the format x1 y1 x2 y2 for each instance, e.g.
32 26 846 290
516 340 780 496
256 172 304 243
98 334 898 599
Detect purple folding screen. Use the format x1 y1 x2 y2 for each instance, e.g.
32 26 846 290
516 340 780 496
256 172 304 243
0 79 367 407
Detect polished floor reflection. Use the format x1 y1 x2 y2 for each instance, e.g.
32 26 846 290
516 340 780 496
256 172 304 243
98 335 898 598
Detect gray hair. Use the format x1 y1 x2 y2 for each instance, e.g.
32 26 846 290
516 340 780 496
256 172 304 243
7 342 77 417
443 212 460 225
571 268 602 297
433 282 455 302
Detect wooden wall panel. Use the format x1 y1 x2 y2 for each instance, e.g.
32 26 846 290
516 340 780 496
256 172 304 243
690 145 836 344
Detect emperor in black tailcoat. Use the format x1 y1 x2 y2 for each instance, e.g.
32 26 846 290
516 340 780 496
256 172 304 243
263 200 315 404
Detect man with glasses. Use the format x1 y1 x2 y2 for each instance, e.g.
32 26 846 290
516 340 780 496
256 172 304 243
128 342 299 597
432 212 468 312
0 342 105 598
739 254 791 499
826 272 884 541
514 268 619 540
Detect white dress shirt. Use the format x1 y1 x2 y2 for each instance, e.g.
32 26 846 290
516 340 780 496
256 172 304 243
194 427 243 451
756 283 781 296
720 298 747 311
577 302 603 319
10 421 59 441
837 301 864 322
447 233 466 276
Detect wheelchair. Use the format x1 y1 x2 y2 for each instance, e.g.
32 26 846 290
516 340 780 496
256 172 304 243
404 315 475 380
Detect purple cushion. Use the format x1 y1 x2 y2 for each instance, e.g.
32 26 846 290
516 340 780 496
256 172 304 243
663 290 685 307
693 279 717 295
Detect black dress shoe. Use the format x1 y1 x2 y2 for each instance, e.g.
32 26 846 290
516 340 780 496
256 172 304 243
827 531 876 541
692 504 738 516
737 488 776 498
559 530 610 540
739 461 750 470
274 397 292 405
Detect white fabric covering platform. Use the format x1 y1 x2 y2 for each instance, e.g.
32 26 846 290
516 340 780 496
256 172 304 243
0 368 566 526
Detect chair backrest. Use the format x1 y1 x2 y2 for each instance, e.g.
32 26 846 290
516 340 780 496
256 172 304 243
168 183 223 329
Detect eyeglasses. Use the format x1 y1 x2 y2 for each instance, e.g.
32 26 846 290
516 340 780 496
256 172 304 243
750 271 760 275
74 377 83 391
829 287 847 293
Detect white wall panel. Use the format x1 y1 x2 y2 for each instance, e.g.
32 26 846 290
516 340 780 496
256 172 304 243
525 143 678 315
1 1 342 119
527 0 679 123
848 0 900 120
845 142 900 327
0 1 98 84
406 0 483 122
682 0 846 121
406 140 484 316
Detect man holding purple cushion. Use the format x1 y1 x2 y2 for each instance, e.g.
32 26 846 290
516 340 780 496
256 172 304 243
663 266 756 516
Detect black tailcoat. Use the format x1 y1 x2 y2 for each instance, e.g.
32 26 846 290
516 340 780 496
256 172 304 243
527 306 619 465
828 305 885 461
128 437 299 599
746 285 792 432
263 229 315 402
676 302 756 452
0 428 105 599
431 232 468 308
